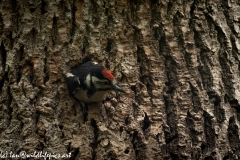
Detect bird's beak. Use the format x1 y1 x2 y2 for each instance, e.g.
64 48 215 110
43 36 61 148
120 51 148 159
113 84 126 93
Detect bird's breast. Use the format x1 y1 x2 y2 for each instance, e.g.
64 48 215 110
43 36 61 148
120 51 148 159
74 88 108 103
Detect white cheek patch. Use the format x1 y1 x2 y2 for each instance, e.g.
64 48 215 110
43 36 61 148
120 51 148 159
111 79 116 85
92 76 104 83
92 76 111 89
92 76 108 84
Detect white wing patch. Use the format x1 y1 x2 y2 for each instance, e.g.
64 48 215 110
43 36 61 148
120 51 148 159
85 74 91 87
66 72 74 77
92 61 98 65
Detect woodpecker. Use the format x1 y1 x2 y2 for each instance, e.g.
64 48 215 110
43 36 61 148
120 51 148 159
66 61 126 104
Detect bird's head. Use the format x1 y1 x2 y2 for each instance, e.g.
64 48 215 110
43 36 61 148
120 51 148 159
90 65 126 93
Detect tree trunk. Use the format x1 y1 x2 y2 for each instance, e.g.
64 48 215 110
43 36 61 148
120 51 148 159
1 0 240 159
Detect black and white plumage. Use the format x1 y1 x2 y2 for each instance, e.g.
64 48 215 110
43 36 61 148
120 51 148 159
66 61 126 103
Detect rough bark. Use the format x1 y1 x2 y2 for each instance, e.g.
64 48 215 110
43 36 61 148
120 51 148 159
1 0 240 159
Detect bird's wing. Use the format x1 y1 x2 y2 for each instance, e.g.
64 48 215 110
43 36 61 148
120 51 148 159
66 73 81 94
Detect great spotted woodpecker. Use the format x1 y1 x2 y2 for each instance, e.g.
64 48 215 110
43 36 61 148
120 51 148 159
66 61 126 104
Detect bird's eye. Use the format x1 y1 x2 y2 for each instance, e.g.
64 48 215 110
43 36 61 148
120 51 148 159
104 81 109 85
